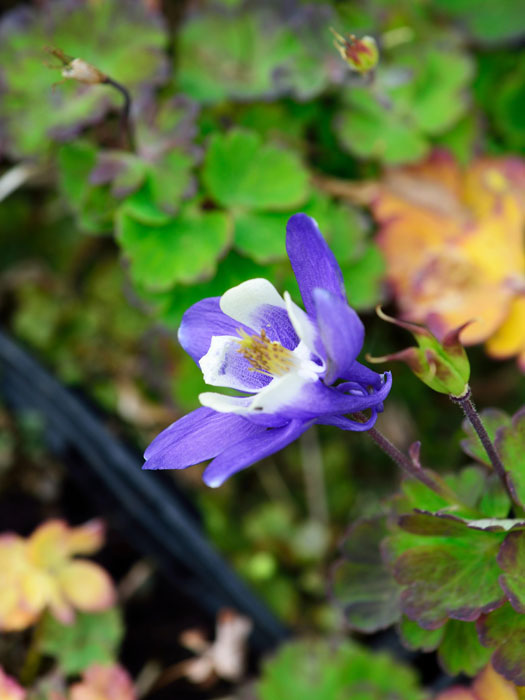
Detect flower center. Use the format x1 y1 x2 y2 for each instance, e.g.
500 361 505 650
237 329 296 377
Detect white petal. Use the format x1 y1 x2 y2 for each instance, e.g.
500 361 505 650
220 279 286 327
284 291 322 360
200 371 318 416
199 335 270 392
199 392 253 414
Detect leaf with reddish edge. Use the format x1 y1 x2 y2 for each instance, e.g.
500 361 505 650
477 603 525 685
399 617 490 676
395 466 510 521
398 616 444 652
330 516 402 633
461 410 511 468
393 512 507 629
495 408 525 508
498 530 525 614
438 619 492 676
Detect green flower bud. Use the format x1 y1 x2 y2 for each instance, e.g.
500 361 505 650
331 30 379 74
368 308 471 398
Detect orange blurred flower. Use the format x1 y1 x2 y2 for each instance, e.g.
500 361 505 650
0 667 25 700
373 151 525 369
0 520 115 631
435 663 518 700
69 664 135 700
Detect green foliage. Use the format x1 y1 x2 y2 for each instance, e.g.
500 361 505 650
496 408 525 508
258 639 426 700
40 608 123 674
390 513 506 629
331 517 401 633
336 47 473 165
176 6 338 103
203 129 309 210
0 0 167 158
432 0 525 42
437 620 492 676
477 603 525 685
58 141 117 233
497 530 525 613
399 617 491 676
117 202 232 290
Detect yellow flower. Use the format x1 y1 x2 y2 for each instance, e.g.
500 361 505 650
0 520 115 632
373 151 525 367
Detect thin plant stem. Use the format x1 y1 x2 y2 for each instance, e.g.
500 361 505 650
451 388 511 498
299 426 329 525
368 427 449 497
104 77 135 151
19 616 45 686
367 426 477 515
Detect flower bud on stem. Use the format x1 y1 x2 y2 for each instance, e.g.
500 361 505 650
45 47 135 151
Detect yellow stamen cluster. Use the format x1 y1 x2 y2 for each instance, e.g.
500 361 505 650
237 329 296 377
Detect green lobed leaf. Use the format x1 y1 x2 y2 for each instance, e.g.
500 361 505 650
233 211 290 263
399 616 490 677
203 128 309 211
438 619 492 677
461 409 511 468
392 512 507 628
57 142 117 233
141 251 278 328
116 203 232 290
176 7 339 104
336 88 430 165
477 603 525 685
40 608 123 675
432 0 525 42
398 616 444 652
233 194 367 265
331 516 402 633
335 46 473 165
495 408 525 509
257 639 426 700
392 49 473 136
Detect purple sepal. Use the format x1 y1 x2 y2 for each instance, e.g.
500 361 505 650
286 213 346 317
317 411 378 431
202 419 311 487
314 288 364 385
342 361 384 390
143 407 265 470
277 372 392 420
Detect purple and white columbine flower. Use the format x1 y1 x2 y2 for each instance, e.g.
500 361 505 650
144 214 392 487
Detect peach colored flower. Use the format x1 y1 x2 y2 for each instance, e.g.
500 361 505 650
435 664 518 700
373 151 525 368
0 667 26 700
69 665 135 700
0 519 115 631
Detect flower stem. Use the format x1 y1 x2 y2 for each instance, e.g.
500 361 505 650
451 388 510 495
104 77 135 151
367 426 456 502
367 426 480 515
19 616 45 686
